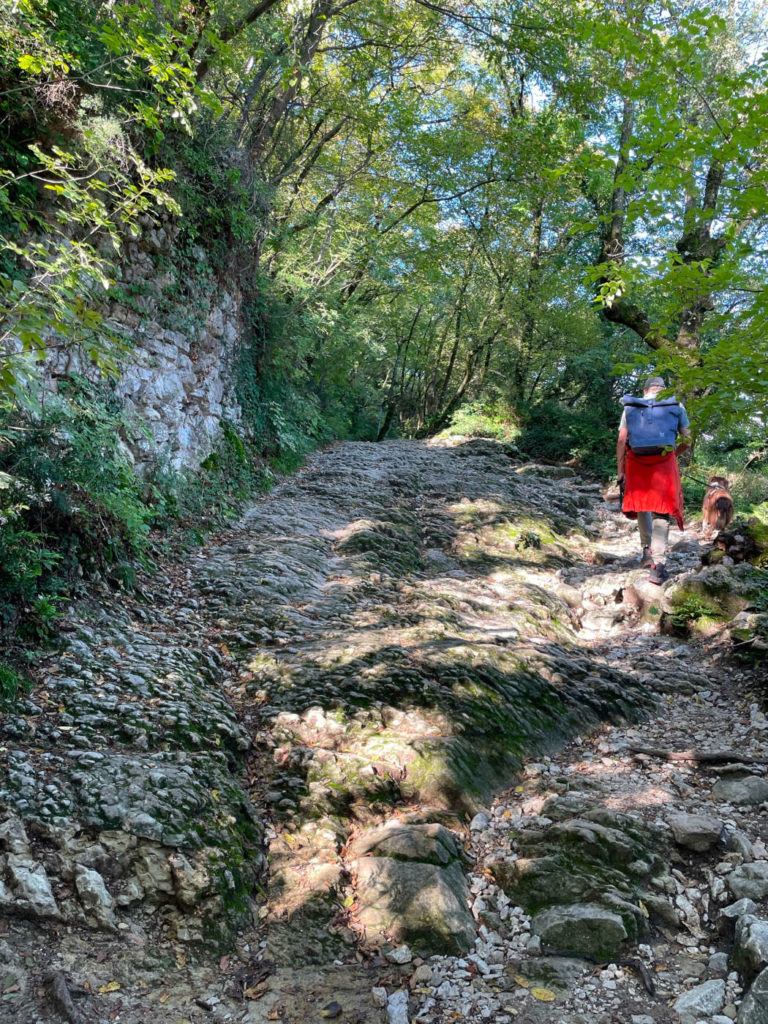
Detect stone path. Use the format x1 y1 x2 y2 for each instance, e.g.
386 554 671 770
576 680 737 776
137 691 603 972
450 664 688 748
0 438 765 1024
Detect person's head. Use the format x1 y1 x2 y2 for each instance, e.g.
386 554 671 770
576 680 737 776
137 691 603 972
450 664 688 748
643 375 665 397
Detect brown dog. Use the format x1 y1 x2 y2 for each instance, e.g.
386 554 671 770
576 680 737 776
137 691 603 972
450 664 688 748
702 475 734 538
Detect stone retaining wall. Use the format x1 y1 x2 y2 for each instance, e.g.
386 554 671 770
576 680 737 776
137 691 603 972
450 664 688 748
45 221 244 472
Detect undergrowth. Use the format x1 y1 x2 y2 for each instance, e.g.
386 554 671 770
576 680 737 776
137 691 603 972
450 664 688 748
0 377 274 646
439 403 521 445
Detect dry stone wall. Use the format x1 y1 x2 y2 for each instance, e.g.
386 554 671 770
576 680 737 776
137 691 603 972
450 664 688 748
45 221 244 472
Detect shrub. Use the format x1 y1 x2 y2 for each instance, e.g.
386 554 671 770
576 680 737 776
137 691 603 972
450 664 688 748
517 400 618 478
439 403 521 444
0 381 273 639
0 661 29 706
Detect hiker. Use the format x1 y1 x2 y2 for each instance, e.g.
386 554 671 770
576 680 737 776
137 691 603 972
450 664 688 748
616 376 691 584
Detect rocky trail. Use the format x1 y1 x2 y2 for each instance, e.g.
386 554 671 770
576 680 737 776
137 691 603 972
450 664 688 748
1 438 767 1024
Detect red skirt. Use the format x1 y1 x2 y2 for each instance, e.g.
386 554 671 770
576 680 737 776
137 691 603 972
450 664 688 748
622 450 684 530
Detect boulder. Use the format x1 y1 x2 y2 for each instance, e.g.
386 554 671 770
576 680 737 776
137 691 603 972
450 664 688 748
353 856 474 956
672 979 726 1024
1 855 60 919
347 822 462 867
350 821 474 955
169 852 211 907
0 817 31 856
712 776 768 806
667 812 724 852
728 863 768 901
733 915 768 981
74 865 116 930
531 903 627 959
738 966 768 1024
722 898 759 922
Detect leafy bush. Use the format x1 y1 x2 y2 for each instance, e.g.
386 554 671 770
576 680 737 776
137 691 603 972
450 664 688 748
517 400 619 478
0 661 30 706
0 380 274 638
681 462 768 518
668 593 724 632
439 403 521 444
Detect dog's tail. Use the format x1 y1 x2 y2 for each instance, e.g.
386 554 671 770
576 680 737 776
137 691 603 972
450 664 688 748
712 495 734 531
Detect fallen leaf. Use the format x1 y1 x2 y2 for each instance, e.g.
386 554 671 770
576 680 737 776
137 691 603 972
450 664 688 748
531 987 555 1002
243 981 269 1000
512 974 530 988
175 951 187 969
159 993 170 1004
98 981 121 994
211 789 220 802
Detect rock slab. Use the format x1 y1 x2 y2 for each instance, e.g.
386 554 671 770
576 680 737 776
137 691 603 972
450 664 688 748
667 811 724 852
672 979 726 1024
738 966 768 1024
531 903 627 959
728 862 768 901
351 823 475 955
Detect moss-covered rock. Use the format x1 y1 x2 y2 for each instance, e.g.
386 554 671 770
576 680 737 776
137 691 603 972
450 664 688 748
491 806 665 945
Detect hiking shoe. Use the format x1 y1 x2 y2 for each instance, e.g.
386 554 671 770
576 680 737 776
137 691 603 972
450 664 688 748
640 546 653 568
648 563 668 585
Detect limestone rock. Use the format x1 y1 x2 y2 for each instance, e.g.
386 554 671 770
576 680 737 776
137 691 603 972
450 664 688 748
133 845 175 898
1 855 60 919
733 915 768 981
722 898 759 921
667 811 724 852
712 776 768 805
516 464 576 479
387 989 410 1024
348 822 462 867
728 862 768 901
737 967 768 1024
0 817 30 855
353 856 474 955
672 979 726 1024
74 865 116 930
531 903 627 959
169 852 211 907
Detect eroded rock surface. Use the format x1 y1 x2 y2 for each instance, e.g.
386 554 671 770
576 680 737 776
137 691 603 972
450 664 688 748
0 437 765 1023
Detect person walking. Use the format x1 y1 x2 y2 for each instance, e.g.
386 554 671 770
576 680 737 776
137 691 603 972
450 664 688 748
616 376 691 584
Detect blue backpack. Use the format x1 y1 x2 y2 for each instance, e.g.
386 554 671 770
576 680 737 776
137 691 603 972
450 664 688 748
621 396 683 453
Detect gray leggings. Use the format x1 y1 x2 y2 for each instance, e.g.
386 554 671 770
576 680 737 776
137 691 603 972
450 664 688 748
637 512 670 563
